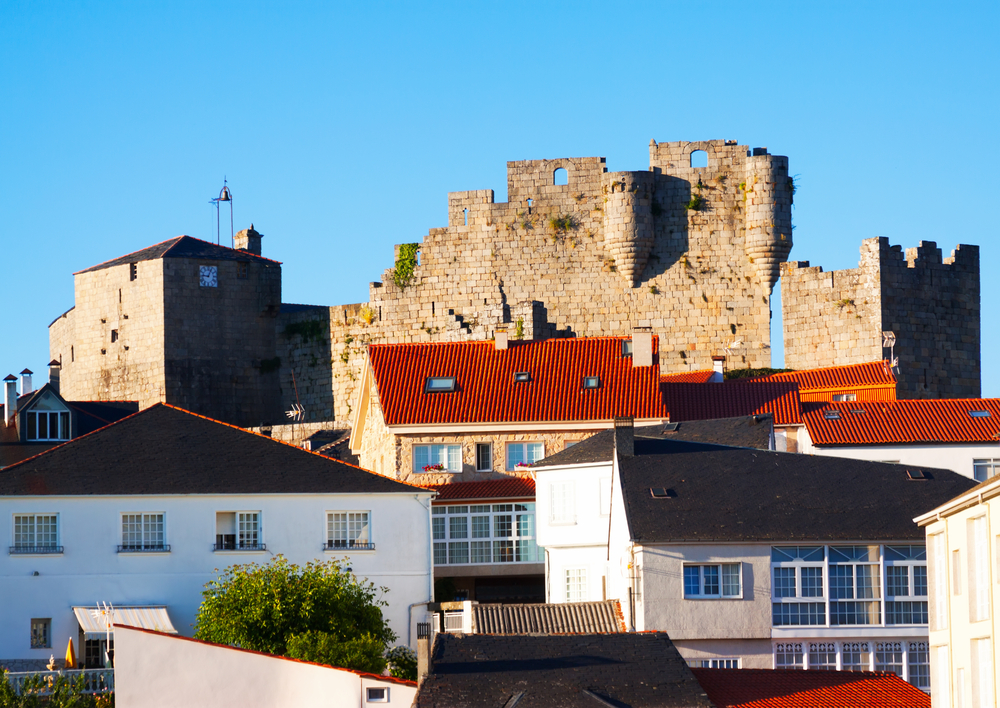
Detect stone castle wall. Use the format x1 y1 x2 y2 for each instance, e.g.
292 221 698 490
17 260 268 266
782 238 980 399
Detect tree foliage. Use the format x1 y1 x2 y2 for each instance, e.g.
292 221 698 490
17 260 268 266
386 645 418 682
193 556 396 669
286 631 387 675
0 671 114 707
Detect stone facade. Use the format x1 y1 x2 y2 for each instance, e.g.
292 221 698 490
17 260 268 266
782 238 980 399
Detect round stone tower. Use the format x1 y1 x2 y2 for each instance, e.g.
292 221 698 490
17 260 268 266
744 154 793 291
602 171 655 286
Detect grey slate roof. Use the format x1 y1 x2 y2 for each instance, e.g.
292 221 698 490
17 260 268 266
75 235 279 274
534 415 773 467
472 601 625 635
416 632 714 708
0 404 422 496
619 439 978 543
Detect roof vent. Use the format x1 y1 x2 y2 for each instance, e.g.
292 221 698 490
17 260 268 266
907 469 928 481
649 487 675 498
513 372 531 383
824 410 841 420
969 410 991 418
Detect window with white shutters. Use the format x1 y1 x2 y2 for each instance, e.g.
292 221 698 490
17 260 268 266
968 516 989 622
549 481 575 524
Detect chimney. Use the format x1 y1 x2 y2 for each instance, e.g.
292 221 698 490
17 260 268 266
234 224 262 256
19 369 33 396
710 356 725 383
48 360 61 395
4 375 17 426
614 416 635 458
631 327 652 367
417 623 433 685
494 328 508 351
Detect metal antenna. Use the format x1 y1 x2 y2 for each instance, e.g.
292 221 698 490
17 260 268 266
882 331 899 374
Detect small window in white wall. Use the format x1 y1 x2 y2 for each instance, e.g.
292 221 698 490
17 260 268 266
968 516 989 622
931 646 950 707
972 637 992 708
952 549 962 595
566 568 587 602
550 481 575 524
327 512 371 550
695 658 740 668
366 686 389 702
599 478 612 516
973 459 1000 482
774 643 803 669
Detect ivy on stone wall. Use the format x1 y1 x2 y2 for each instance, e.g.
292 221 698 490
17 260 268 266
391 243 421 289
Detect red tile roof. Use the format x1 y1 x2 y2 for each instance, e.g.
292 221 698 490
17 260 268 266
425 478 535 501
661 370 716 383
804 399 1000 445
746 361 897 402
662 382 803 426
368 338 668 425
692 668 930 708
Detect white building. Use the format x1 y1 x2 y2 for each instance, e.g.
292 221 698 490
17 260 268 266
0 404 434 671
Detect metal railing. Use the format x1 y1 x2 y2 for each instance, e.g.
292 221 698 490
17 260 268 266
324 541 376 551
117 544 170 553
5 669 114 695
8 545 63 555
212 542 266 552
417 622 432 639
443 611 465 633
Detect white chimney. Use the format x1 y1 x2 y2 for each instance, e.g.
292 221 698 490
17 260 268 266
495 328 508 351
19 368 33 396
710 356 725 383
4 374 17 425
48 360 61 395
631 327 653 368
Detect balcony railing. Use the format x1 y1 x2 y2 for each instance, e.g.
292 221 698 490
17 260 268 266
213 542 266 552
325 541 376 551
117 544 170 553
8 545 63 555
5 669 114 695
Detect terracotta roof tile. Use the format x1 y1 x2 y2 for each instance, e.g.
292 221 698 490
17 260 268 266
425 478 535 500
369 338 667 425
661 369 716 383
662 382 802 426
692 667 930 707
746 361 897 401
804 399 1000 445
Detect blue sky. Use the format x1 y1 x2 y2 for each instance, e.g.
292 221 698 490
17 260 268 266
2 1 997 394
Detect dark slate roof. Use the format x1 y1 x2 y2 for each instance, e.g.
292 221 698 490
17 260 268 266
534 416 773 467
472 601 625 634
416 633 714 708
75 236 279 274
619 439 978 543
68 401 140 435
0 404 423 496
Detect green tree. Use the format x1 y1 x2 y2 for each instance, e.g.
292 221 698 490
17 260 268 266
193 556 396 671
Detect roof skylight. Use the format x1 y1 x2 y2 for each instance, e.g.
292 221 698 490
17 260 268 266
513 372 531 383
907 469 928 481
824 409 841 420
649 487 674 498
583 376 601 390
969 410 991 418
622 340 633 357
425 377 456 393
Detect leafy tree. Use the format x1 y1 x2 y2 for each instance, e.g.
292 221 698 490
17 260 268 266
194 556 396 670
386 645 418 682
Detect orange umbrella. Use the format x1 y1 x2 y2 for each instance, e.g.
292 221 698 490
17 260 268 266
65 637 76 670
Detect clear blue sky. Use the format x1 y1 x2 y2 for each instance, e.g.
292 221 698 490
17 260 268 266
2 2 997 394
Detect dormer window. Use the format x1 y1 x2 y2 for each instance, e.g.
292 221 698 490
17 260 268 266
25 392 71 441
425 377 456 393
513 372 531 383
583 376 601 390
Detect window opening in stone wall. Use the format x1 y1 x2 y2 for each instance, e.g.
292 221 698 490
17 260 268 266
111 330 118 343
463 208 468 226
237 262 249 279
118 289 121 303
129 263 137 281
553 167 568 186
690 150 708 168
71 346 74 362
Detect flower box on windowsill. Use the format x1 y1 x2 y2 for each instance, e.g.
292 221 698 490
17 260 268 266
422 464 447 472
515 462 533 469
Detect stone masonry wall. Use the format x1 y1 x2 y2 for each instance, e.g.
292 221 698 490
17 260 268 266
288 139 795 422
782 238 980 399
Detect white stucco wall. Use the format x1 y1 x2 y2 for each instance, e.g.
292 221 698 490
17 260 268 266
800 429 1000 480
114 624 416 708
0 492 433 662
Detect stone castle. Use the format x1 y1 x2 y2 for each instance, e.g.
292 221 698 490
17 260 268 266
48 139 981 427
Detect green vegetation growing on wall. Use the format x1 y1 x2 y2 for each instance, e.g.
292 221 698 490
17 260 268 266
724 367 795 380
391 243 421 290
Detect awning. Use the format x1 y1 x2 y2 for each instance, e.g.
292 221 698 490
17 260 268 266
73 606 178 635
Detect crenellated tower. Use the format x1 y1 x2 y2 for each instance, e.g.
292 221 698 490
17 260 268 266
743 152 793 291
602 171 655 285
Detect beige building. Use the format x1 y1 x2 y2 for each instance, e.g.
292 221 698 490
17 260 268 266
915 476 1000 708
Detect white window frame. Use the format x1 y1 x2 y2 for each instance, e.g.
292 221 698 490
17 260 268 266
413 444 462 473
683 563 742 599
968 516 990 623
26 410 70 441
431 503 540 566
931 534 948 630
215 510 264 551
565 567 587 602
972 637 992 708
30 618 51 649
120 512 166 552
972 458 1000 483
771 546 827 626
11 514 60 553
774 642 803 669
828 545 881 626
549 481 575 525
327 511 372 551
884 545 928 626
506 441 544 470
694 658 740 668
366 686 389 703
772 640 928 686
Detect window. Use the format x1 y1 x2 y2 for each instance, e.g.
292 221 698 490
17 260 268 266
12 514 60 553
808 643 837 670
968 516 989 622
932 647 949 708
30 618 51 649
931 534 948 630
695 658 740 668
507 442 543 470
829 546 881 625
129 263 137 281
841 642 871 671
972 459 1000 482
956 668 966 708
824 409 841 420
969 410 991 418
327 512 372 550
424 377 456 393
908 642 930 691
431 504 540 565
683 564 741 598
199 265 218 287
832 393 857 401
215 511 263 551
513 372 531 383
475 443 492 471
110 329 118 343
26 410 70 441
689 150 708 168
366 687 388 703
875 641 903 678
549 481 575 524
553 167 568 186
599 478 612 516
952 549 962 595
972 637 992 707
775 643 803 669
566 568 587 602
771 546 825 626
414 444 462 473
622 339 633 357
885 545 928 625
120 513 166 551
237 261 249 279
582 376 601 389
